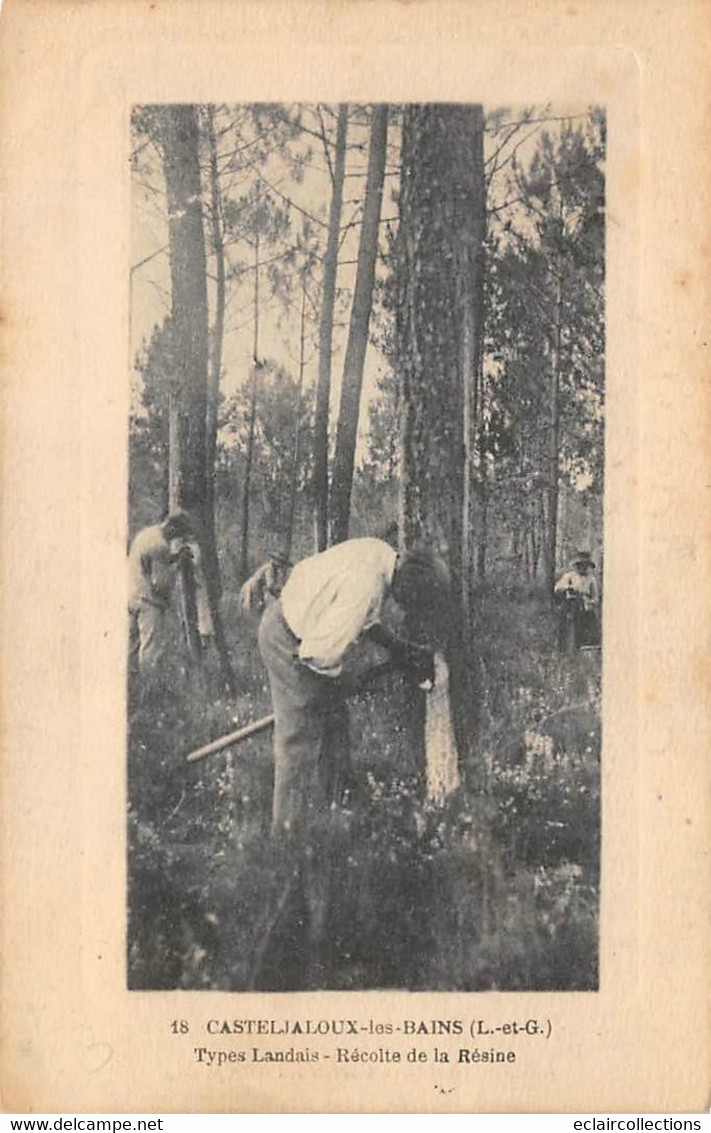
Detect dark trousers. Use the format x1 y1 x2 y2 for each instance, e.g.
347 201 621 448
258 599 350 835
558 599 600 652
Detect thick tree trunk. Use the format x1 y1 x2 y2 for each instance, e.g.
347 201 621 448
461 299 477 600
160 105 208 518
168 390 182 512
329 105 389 545
395 103 486 792
312 104 348 551
160 104 208 664
460 108 486 615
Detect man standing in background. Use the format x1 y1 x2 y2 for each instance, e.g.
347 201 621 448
128 510 194 674
554 549 601 651
239 550 291 617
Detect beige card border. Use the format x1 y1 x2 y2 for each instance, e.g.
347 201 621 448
1 0 709 1114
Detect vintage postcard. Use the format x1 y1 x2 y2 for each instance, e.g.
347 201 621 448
1 0 709 1115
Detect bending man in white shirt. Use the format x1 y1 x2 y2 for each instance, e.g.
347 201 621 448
258 537 450 835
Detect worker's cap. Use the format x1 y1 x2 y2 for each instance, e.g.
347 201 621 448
162 509 195 540
570 549 595 568
393 547 451 612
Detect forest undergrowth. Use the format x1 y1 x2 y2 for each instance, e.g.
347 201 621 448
127 583 600 992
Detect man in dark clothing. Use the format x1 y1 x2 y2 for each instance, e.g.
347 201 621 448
554 550 601 651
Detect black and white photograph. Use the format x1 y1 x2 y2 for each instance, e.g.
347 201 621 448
127 101 605 993
3 0 711 1114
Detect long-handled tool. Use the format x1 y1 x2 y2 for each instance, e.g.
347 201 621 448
186 713 275 763
185 659 394 764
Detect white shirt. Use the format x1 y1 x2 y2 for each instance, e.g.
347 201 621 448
554 569 599 608
128 525 175 609
281 538 397 676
